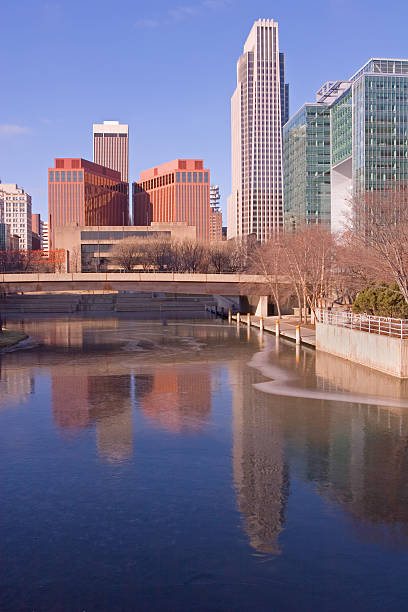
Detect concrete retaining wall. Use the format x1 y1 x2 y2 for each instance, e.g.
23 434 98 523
316 322 408 378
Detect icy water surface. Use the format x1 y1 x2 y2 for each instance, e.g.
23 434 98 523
2 316 408 611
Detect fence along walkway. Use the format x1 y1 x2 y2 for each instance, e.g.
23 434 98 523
321 310 408 339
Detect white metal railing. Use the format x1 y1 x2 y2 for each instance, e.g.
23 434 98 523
320 309 408 339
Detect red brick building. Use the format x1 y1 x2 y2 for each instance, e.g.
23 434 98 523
48 158 128 248
133 159 210 241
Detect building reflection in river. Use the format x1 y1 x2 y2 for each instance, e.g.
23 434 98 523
0 356 34 409
52 374 133 462
229 359 289 554
135 367 212 433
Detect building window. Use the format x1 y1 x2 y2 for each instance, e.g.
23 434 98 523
199 172 203 183
78 171 83 181
176 172 180 182
55 171 60 182
60 171 65 182
182 172 186 183
204 172 209 183
187 172 192 182
193 172 197 183
67 171 71 182
49 171 54 182
73 171 77 182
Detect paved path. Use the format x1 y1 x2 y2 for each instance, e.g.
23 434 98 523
231 314 316 347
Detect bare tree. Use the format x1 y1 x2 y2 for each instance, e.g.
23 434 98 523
351 186 408 304
178 240 207 272
248 238 285 318
280 226 335 322
111 238 143 272
208 242 232 273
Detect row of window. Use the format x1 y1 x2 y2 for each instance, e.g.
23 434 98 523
49 171 84 183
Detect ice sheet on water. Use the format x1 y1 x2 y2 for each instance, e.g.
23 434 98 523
249 349 408 408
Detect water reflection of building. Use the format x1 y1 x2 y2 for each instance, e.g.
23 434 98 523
52 374 133 462
137 367 212 433
283 349 408 548
0 358 35 408
229 360 289 554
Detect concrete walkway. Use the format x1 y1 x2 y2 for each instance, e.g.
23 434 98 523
231 314 316 347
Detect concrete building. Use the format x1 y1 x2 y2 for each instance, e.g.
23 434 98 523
0 182 32 250
93 121 129 182
48 158 129 249
284 59 408 232
228 19 289 241
209 185 223 241
54 222 196 272
133 159 211 241
41 221 49 254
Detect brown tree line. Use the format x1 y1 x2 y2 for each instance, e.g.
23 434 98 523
111 236 247 274
249 187 408 321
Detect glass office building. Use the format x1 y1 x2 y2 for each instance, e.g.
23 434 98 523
284 58 408 232
283 104 331 228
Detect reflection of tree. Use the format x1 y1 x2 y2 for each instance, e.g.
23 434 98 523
230 361 289 554
138 367 212 433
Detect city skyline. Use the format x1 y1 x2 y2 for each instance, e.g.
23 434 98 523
2 0 408 223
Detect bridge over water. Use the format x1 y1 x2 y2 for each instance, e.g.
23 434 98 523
0 273 274 315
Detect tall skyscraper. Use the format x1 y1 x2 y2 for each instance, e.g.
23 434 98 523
0 182 32 249
93 121 129 182
228 19 288 241
48 158 129 248
133 159 211 241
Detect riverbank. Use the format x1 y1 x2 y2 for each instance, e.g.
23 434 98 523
0 330 28 349
231 313 316 347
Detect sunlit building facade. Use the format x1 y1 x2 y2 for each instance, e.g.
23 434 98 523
133 159 211 241
0 182 32 250
284 59 408 233
93 121 129 182
48 158 129 248
228 19 289 241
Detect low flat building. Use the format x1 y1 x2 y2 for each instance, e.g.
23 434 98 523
54 222 196 272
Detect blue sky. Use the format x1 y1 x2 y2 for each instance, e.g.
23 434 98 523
1 0 408 220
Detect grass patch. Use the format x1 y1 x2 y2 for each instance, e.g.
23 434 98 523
0 330 28 348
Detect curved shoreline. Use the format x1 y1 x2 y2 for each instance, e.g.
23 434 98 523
0 331 30 353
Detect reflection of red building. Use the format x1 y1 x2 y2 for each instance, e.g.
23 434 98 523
139 368 212 433
51 374 133 462
133 159 210 241
52 376 90 429
48 158 129 248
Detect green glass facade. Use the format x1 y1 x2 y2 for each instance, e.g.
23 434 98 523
331 89 352 166
353 74 408 194
283 104 331 228
284 59 408 231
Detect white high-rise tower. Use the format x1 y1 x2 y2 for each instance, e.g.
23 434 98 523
228 19 288 241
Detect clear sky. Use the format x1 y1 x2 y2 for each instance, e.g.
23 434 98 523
1 0 408 221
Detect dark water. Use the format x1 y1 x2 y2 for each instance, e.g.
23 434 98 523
2 317 408 611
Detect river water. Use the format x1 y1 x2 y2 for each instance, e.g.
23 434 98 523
1 316 408 611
